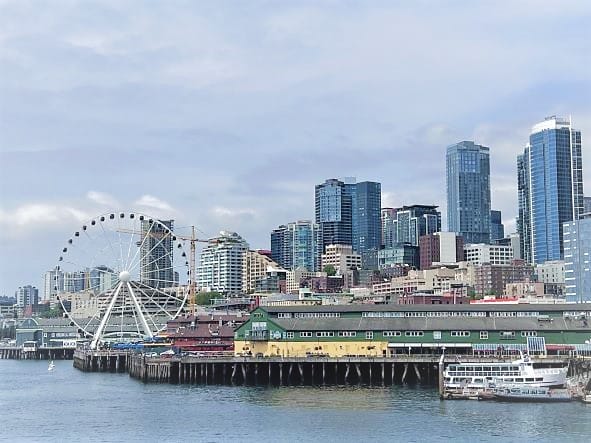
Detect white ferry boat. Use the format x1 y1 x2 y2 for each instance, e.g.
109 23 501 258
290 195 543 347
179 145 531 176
443 355 567 391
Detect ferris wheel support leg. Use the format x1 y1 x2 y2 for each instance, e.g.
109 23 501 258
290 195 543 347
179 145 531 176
127 282 154 339
91 282 124 350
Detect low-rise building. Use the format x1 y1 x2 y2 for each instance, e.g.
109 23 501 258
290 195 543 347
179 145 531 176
321 244 361 274
464 243 513 266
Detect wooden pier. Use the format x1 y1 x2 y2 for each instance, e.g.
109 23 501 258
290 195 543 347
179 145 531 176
0 346 74 360
73 349 131 373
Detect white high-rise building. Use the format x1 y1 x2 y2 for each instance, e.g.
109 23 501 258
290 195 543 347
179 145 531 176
15 285 39 307
196 231 249 295
463 243 513 266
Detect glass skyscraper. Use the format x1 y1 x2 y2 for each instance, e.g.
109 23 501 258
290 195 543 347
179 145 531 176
354 181 382 253
446 141 491 244
315 178 381 255
315 178 354 251
490 210 505 241
517 116 584 264
270 220 321 272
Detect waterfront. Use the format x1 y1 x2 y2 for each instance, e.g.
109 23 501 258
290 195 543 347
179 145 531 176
1 361 590 442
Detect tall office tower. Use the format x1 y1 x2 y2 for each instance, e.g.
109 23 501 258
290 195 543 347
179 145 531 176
140 219 174 289
446 141 491 244
563 214 591 302
584 196 591 214
196 231 249 295
15 285 39 307
315 179 354 252
354 181 382 253
381 208 397 248
517 116 584 264
270 220 321 271
490 210 505 241
392 205 441 246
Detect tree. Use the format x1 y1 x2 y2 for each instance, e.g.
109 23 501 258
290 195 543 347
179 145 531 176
195 291 221 305
323 265 336 276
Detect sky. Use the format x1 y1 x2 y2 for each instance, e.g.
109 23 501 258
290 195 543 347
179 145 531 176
1 0 590 297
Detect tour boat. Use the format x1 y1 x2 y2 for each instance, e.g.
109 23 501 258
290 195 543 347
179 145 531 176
443 355 567 391
491 384 572 402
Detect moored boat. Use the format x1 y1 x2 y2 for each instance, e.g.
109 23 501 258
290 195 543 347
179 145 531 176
492 384 572 402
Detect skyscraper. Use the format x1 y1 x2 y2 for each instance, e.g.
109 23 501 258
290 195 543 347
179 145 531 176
446 141 491 244
271 220 321 272
354 181 382 253
140 219 174 289
517 116 584 264
490 210 505 242
381 208 396 248
15 285 39 308
315 178 381 254
315 178 354 251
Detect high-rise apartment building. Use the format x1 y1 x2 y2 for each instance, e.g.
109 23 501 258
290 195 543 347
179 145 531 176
563 214 591 302
517 116 584 264
242 250 282 294
15 285 39 307
446 141 491 244
270 220 321 272
140 219 174 289
490 210 505 242
196 231 249 295
392 205 441 247
584 196 591 215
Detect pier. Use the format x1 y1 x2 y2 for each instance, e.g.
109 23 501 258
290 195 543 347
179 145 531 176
0 346 74 360
71 348 591 387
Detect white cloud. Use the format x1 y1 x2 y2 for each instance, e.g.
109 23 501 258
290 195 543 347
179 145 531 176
210 206 256 218
0 203 89 234
86 190 119 207
133 195 175 212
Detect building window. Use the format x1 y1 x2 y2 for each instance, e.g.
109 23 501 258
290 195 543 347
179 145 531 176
480 331 488 340
278 313 292 318
366 331 374 340
383 331 402 337
286 332 294 339
433 331 442 340
500 331 516 340
521 331 537 337
451 331 470 337
338 331 357 337
404 331 424 337
300 332 312 338
316 331 334 338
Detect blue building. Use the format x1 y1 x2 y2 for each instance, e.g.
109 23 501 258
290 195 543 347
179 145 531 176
563 214 591 302
270 221 321 272
315 178 381 255
517 116 584 264
446 141 491 244
389 205 441 247
490 210 505 242
354 181 382 254
315 179 354 251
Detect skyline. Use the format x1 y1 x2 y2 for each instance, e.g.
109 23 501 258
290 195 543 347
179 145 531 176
1 1 590 296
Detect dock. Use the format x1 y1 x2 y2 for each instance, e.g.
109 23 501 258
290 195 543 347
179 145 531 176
0 346 75 360
73 348 589 387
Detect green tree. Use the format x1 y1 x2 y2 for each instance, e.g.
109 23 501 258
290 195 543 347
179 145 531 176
195 291 222 305
323 265 336 276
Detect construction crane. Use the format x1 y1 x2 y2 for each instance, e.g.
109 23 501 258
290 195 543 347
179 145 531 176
116 226 219 317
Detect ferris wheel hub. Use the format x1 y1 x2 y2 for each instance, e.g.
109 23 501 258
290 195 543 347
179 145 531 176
119 270 131 282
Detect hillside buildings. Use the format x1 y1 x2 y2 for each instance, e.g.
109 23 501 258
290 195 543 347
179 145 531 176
517 116 584 264
446 141 491 244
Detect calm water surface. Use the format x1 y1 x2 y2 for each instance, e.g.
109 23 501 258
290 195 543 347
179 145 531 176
1 360 590 442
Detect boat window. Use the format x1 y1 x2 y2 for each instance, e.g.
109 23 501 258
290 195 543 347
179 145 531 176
535 378 543 382
515 378 523 382
525 378 534 382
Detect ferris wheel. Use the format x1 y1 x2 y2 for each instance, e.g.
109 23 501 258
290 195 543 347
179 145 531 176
54 212 190 349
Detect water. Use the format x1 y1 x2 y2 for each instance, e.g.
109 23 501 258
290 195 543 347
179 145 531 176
1 360 590 442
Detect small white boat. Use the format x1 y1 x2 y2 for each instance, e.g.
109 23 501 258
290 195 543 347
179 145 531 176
492 384 572 402
581 393 591 404
48 361 55 372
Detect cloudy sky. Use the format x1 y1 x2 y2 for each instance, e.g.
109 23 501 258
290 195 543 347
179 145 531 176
1 0 590 297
